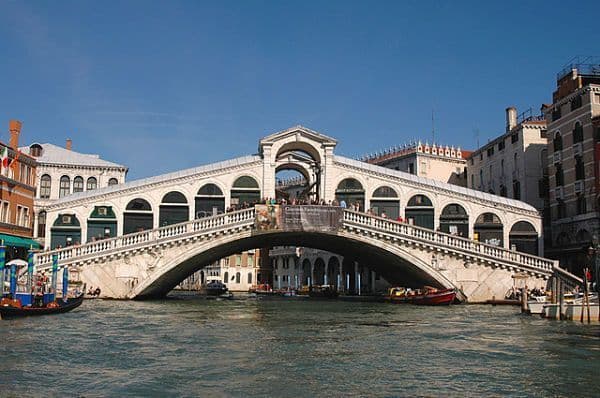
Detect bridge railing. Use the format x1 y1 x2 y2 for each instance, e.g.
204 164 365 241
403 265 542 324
342 210 555 274
35 208 256 267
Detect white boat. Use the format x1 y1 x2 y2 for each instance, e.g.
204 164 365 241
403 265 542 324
527 295 547 314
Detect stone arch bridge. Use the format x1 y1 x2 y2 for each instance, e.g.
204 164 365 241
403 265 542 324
32 126 573 301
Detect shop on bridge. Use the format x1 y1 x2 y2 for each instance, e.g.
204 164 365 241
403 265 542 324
195 183 225 218
159 192 189 227
474 212 503 247
50 214 81 249
370 186 400 219
439 203 469 237
405 194 434 229
335 178 365 211
123 198 153 234
509 221 538 255
87 206 117 242
230 176 261 207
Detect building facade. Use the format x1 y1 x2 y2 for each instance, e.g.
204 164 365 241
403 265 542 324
0 120 39 260
544 58 600 273
19 139 128 246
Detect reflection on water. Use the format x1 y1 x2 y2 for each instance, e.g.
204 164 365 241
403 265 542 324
0 297 599 397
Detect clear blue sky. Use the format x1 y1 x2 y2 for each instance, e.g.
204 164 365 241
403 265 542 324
1 1 598 179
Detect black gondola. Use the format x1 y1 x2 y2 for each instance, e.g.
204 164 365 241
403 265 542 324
0 294 84 320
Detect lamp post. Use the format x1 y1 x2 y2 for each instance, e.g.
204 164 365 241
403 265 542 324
591 235 600 293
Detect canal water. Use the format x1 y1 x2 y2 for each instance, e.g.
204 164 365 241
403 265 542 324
1 296 598 397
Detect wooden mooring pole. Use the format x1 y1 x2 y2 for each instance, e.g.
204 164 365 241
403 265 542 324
558 279 564 320
521 286 528 313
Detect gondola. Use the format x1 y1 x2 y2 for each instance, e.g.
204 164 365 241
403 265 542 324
0 294 84 320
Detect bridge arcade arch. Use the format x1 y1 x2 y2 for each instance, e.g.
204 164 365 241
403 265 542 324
370 186 400 219
509 221 539 255
474 212 503 247
159 192 189 227
87 205 117 242
405 194 434 229
195 183 225 218
439 203 469 237
50 214 81 249
230 176 260 208
336 178 365 210
123 198 153 234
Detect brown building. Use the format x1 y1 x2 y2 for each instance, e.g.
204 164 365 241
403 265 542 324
0 120 39 261
544 57 600 274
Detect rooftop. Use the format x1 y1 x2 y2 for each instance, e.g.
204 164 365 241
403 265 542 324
557 56 600 80
19 143 127 170
361 142 470 164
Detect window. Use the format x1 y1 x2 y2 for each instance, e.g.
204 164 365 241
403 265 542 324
489 165 493 181
247 273 252 284
479 153 483 161
552 107 561 121
538 177 549 198
555 164 564 186
487 147 494 157
16 206 30 227
469 157 474 165
501 159 505 176
571 95 582 111
408 163 414 174
73 176 84 193
595 93 600 104
40 174 51 199
1 201 9 223
498 140 505 151
29 144 43 157
513 180 521 200
236 255 241 266
575 157 585 180
479 170 484 188
247 255 254 267
87 177 97 191
557 200 566 219
500 185 507 197
235 272 241 283
540 129 547 139
511 132 519 144
577 194 587 215
223 272 229 283
553 132 562 152
108 178 118 186
471 174 475 189
573 122 583 144
59 176 70 198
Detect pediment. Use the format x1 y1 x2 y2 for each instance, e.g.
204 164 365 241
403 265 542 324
259 125 338 150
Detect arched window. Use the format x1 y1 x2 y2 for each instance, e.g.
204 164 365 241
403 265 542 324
87 206 117 242
40 174 52 199
37 210 46 238
573 122 584 144
223 272 229 284
247 272 253 284
29 143 43 157
73 176 84 193
555 164 564 186
86 177 97 191
59 176 70 198
439 203 468 237
235 272 241 283
108 178 119 186
50 213 81 249
553 132 562 152
405 194 434 229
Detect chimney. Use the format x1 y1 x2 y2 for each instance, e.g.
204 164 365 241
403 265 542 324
9 120 22 149
66 138 72 151
506 107 517 133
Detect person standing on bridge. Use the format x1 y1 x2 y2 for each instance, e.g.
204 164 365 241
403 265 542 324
340 200 347 209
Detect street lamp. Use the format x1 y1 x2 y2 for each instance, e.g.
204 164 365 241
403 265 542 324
590 234 600 293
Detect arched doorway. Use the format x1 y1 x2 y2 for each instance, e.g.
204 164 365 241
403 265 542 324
336 178 365 211
439 204 469 237
328 256 341 289
159 192 189 227
275 142 321 202
195 183 225 218
314 257 325 285
405 194 434 229
50 214 81 249
230 176 260 208
474 212 503 247
302 259 311 285
509 221 538 255
123 198 153 234
87 206 117 242
370 186 399 219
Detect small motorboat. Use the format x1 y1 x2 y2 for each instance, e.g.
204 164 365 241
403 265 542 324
387 286 457 305
199 280 228 296
0 294 84 320
248 284 277 296
527 295 548 314
308 285 338 298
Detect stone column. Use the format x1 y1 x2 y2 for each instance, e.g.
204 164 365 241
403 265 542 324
33 211 39 238
371 270 376 293
261 144 276 200
310 262 315 286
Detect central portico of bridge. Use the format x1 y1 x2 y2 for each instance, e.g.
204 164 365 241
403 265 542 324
34 126 570 301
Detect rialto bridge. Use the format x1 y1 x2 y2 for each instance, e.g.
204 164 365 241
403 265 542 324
33 126 570 302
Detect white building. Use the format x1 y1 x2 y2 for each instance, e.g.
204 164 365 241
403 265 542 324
20 139 128 245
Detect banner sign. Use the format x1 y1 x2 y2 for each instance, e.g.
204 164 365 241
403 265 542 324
255 205 343 232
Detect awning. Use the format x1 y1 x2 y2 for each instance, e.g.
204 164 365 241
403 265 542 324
0 233 42 249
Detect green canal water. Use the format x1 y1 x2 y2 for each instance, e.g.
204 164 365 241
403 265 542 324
1 296 598 397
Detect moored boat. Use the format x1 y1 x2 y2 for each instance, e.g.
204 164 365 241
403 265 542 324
0 293 84 320
387 286 456 305
248 283 277 296
308 285 338 298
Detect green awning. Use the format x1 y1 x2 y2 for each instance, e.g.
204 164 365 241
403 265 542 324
0 233 42 249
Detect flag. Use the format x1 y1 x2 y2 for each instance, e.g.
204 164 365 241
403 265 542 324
9 150 21 174
0 146 8 173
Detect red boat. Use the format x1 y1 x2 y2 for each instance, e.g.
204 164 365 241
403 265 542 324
387 287 456 305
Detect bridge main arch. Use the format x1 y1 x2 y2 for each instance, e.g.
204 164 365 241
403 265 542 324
131 229 455 299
